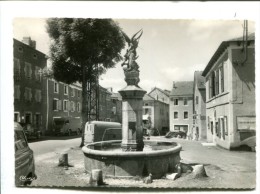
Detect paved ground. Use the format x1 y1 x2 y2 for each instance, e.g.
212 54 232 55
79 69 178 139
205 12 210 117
28 136 256 189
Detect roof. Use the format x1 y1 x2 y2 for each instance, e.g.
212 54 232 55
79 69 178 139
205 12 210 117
194 71 205 90
202 33 255 76
111 93 122 100
149 87 170 97
170 81 194 96
143 94 156 101
13 38 47 57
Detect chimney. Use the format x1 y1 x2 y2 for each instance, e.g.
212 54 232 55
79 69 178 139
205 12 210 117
107 87 113 93
22 37 36 49
173 81 177 89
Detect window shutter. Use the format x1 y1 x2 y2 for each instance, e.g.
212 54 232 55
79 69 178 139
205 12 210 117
29 64 32 79
34 114 36 125
53 99 55 110
17 85 20 99
39 91 42 102
29 89 32 101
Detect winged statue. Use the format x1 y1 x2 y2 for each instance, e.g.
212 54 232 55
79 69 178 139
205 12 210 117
121 29 143 72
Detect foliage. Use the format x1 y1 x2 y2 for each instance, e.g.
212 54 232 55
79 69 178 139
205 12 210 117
46 18 125 84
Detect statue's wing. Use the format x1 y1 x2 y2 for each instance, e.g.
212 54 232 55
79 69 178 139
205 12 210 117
121 31 131 45
131 29 143 42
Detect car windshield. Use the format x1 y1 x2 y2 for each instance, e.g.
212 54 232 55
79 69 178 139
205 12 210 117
15 131 28 152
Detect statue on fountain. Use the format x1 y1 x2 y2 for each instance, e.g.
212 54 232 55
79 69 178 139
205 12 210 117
121 29 143 86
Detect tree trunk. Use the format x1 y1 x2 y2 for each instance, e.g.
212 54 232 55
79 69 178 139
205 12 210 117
80 65 89 147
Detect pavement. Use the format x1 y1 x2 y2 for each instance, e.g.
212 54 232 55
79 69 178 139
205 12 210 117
28 136 256 189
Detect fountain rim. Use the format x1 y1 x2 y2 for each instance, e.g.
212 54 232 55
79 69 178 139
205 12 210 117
82 140 182 158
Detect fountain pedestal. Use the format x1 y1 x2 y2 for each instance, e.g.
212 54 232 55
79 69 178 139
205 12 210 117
119 84 146 151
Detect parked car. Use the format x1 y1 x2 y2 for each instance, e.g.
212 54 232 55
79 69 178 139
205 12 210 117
84 121 122 144
53 117 81 136
240 136 256 152
15 122 37 186
19 122 41 139
165 130 187 139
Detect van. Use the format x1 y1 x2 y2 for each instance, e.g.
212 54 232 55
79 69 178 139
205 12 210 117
53 117 81 136
84 121 122 144
15 122 37 186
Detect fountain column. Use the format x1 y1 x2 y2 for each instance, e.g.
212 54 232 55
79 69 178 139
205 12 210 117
119 70 146 151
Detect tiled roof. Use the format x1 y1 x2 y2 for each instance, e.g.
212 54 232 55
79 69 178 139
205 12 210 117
194 71 205 89
202 33 255 76
170 81 194 96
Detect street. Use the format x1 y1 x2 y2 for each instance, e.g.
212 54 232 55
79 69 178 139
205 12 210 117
28 136 256 189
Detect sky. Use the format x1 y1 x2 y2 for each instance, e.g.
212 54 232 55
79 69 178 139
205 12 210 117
13 18 255 93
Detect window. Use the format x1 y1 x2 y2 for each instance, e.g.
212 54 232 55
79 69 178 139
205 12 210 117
14 85 20 100
64 85 68 95
24 87 32 101
209 72 215 99
174 99 178 105
70 101 75 112
14 112 20 122
18 46 23 53
174 112 178 119
35 66 42 82
54 82 59 93
184 111 188 119
25 113 32 124
220 65 224 93
63 100 69 111
215 70 219 95
33 54 38 59
77 102 81 112
24 62 32 79
14 58 21 81
35 90 42 102
53 99 59 111
196 96 199 105
77 90 80 98
71 87 75 97
35 114 41 126
184 98 188 105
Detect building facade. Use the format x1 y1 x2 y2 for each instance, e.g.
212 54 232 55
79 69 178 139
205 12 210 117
42 79 82 134
169 81 194 136
143 94 169 135
193 71 207 140
202 33 255 149
13 38 47 134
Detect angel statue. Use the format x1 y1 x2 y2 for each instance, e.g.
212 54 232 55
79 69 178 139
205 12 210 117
121 29 143 72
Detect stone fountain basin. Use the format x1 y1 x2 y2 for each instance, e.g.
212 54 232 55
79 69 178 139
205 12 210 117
82 140 182 179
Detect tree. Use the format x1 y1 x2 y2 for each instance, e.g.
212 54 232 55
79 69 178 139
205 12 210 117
46 18 125 146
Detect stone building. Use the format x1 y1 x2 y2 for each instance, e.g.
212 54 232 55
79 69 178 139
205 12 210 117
42 79 82 134
109 91 122 123
143 94 169 135
169 81 194 137
202 33 255 149
148 87 170 104
193 71 207 140
98 86 113 121
13 37 47 134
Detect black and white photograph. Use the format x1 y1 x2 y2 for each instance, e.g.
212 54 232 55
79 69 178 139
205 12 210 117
1 1 259 193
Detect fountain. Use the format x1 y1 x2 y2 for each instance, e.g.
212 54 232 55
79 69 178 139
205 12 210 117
82 30 182 179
